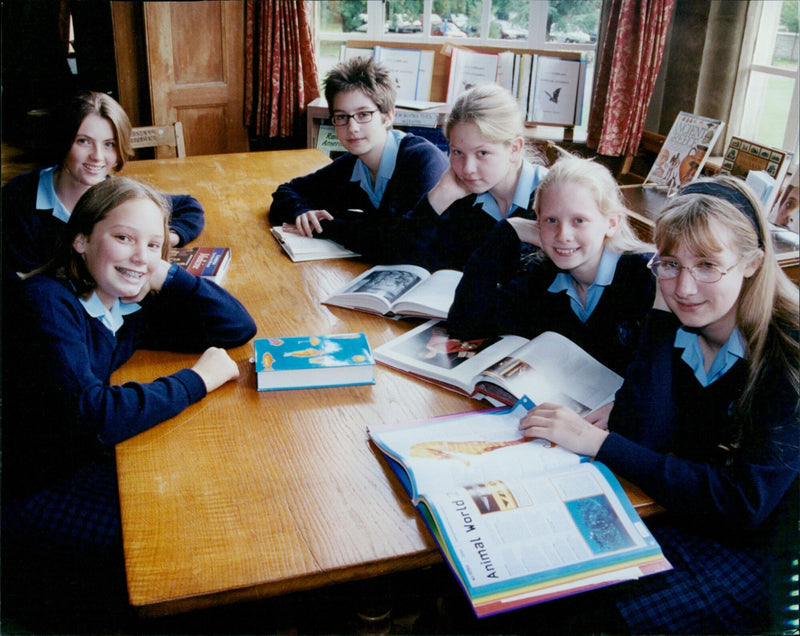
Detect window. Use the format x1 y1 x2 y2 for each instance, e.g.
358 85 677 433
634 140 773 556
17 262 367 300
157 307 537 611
313 0 601 130
733 1 799 162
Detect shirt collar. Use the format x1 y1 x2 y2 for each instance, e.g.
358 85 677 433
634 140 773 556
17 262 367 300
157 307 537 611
350 130 404 199
674 327 746 386
474 160 537 222
37 166 71 223
547 250 621 323
78 291 141 334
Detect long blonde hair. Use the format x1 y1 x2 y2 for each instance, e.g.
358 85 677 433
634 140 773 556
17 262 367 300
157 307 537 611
533 154 653 254
656 176 799 415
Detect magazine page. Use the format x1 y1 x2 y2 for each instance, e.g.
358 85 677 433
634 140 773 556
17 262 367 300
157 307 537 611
369 399 582 499
391 269 463 318
645 111 725 189
477 332 623 416
422 460 669 616
373 320 529 394
323 264 432 314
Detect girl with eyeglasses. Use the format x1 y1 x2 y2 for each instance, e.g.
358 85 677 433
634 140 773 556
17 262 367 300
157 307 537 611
448 154 655 385
517 176 799 633
269 56 448 263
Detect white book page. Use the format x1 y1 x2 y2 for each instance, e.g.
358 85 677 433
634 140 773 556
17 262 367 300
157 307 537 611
271 227 358 261
392 270 463 318
480 332 622 415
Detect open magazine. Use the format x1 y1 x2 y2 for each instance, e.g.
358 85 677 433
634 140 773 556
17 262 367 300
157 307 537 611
373 320 622 411
323 265 463 320
368 399 672 618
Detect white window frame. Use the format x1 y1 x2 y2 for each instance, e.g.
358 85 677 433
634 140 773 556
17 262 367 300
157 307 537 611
729 1 799 163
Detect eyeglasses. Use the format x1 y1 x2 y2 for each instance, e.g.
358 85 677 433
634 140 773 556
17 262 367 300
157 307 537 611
331 110 377 127
647 255 741 284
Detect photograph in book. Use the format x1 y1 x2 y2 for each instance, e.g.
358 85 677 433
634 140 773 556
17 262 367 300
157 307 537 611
644 111 725 189
374 320 623 410
529 56 586 126
323 265 462 319
368 399 672 617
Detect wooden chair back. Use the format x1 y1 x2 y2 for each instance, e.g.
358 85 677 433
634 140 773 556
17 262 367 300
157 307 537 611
131 122 186 158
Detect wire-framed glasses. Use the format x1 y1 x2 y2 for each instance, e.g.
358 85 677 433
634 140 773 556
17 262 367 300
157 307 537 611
647 255 741 283
331 110 377 127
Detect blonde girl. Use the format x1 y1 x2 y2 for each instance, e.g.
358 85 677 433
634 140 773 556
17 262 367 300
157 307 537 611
519 176 798 633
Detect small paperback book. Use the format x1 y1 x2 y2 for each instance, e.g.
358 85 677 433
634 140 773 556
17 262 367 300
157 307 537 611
719 136 794 213
168 246 231 283
323 265 463 320
374 320 622 410
254 333 375 391
270 225 359 262
368 398 672 617
644 111 725 191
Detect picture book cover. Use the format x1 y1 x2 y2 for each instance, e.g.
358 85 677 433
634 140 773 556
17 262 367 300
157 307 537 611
168 246 231 283
254 333 375 391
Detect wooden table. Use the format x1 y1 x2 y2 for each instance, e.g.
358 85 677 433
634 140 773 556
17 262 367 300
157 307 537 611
115 150 658 617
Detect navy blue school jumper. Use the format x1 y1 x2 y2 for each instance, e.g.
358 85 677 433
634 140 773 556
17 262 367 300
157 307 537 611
1 266 256 620
269 132 448 264
447 219 656 376
2 168 206 275
598 309 799 633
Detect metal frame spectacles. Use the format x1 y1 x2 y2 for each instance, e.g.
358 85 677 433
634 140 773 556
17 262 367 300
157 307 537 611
331 110 377 127
647 255 741 284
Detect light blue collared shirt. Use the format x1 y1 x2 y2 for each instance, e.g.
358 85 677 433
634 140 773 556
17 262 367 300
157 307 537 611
78 292 141 335
473 160 548 222
547 249 621 323
674 327 745 387
351 129 405 209
36 166 71 223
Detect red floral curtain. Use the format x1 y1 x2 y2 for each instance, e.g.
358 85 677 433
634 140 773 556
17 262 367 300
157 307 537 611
587 0 676 157
244 0 321 139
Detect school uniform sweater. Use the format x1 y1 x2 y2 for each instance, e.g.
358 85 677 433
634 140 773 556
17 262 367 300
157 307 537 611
447 219 656 376
2 265 257 501
1 168 206 274
269 133 448 264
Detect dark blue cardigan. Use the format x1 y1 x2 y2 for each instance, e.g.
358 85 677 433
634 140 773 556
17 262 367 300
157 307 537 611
447 218 656 376
269 132 448 264
2 168 206 275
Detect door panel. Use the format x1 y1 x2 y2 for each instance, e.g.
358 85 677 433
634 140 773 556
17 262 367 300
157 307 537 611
144 1 248 156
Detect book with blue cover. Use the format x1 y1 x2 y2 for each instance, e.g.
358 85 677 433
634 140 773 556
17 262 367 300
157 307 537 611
254 333 375 391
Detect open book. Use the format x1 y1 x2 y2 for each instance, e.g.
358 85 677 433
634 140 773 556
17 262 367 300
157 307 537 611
270 225 359 262
323 265 463 320
374 320 622 411
368 399 672 618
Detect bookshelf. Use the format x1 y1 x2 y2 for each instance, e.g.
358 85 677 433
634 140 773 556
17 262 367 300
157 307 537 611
306 40 585 152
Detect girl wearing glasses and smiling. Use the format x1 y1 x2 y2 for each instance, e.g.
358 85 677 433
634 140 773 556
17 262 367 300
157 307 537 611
269 56 448 263
516 176 798 634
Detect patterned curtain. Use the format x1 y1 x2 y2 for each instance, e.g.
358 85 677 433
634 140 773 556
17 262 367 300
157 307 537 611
244 0 321 139
587 0 676 157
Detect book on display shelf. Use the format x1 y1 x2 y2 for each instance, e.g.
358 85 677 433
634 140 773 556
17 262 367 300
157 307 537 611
368 397 672 618
373 320 622 411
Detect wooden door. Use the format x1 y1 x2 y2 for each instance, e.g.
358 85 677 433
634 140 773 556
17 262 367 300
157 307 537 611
143 1 249 156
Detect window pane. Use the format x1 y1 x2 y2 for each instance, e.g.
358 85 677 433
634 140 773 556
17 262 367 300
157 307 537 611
431 0 482 39
320 1 368 34
753 0 799 68
490 0 529 40
741 71 795 149
384 0 424 36
546 0 601 44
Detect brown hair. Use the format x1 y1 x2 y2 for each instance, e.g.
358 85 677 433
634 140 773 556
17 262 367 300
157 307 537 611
323 57 396 117
56 91 133 171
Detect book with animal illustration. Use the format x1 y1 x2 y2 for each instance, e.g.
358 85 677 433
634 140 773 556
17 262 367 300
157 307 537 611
168 246 231 283
253 333 375 391
323 265 463 320
644 111 725 190
270 225 359 262
368 398 671 618
528 56 587 126
373 320 622 410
